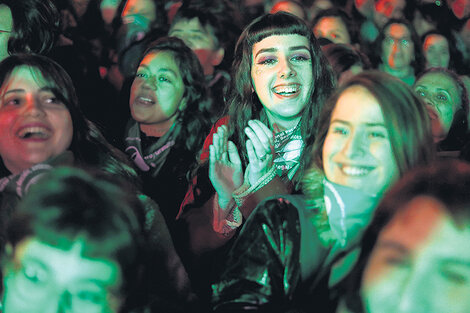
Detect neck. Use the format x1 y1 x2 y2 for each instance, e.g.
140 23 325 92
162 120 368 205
265 112 301 133
381 63 414 78
139 115 177 138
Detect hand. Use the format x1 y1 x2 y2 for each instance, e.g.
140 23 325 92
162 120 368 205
209 125 243 210
244 120 274 186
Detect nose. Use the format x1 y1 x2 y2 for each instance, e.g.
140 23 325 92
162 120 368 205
342 131 366 158
396 271 430 313
278 57 296 79
24 95 46 117
141 75 157 90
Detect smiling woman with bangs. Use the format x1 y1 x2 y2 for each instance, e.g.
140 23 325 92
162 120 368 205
176 13 335 292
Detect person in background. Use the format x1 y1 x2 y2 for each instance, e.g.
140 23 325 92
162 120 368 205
312 8 356 45
322 43 371 86
414 67 469 154
0 0 60 61
269 0 309 22
375 18 423 85
336 159 470 313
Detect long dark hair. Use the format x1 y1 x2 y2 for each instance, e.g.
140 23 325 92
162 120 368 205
137 36 211 159
0 0 60 55
0 54 138 183
225 12 336 187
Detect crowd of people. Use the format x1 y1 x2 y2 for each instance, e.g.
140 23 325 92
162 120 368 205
0 0 469 312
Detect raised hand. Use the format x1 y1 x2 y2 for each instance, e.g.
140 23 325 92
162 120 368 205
209 125 243 210
244 120 274 186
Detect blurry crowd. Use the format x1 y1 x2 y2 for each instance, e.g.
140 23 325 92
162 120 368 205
0 0 469 312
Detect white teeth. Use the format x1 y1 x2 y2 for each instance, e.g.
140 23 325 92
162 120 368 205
342 166 371 176
139 97 154 104
18 127 50 139
274 85 299 94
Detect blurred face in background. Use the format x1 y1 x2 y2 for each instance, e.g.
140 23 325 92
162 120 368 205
0 4 13 62
414 72 460 143
169 17 224 76
381 23 414 71
269 1 307 21
361 196 470 313
374 0 406 28
423 34 450 69
313 16 351 44
2 238 123 313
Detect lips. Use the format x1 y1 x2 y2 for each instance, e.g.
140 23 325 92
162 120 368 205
134 94 156 106
16 124 52 141
272 83 301 98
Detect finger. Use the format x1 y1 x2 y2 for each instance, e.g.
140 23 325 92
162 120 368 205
249 120 274 145
245 127 268 159
212 132 220 159
246 139 258 164
209 145 216 179
217 125 228 155
227 141 242 167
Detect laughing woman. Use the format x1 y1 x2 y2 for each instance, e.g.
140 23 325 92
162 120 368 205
178 12 335 256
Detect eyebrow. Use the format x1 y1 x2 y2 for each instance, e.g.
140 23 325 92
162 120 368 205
330 119 386 127
254 45 310 58
376 240 410 254
138 64 178 76
3 87 55 96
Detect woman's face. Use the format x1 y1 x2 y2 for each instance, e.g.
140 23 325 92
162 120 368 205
361 196 470 313
381 23 414 71
130 51 186 127
251 34 313 130
322 85 399 195
2 238 123 313
423 34 450 69
0 4 13 62
313 16 351 44
414 72 460 143
0 66 73 174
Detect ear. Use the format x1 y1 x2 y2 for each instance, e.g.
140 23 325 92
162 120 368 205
211 47 225 67
179 97 188 111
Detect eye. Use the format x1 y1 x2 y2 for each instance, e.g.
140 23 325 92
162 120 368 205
291 54 310 62
369 131 387 139
3 97 22 107
22 264 46 284
441 269 468 285
76 290 107 304
135 72 148 78
158 76 171 83
415 88 427 98
436 93 448 102
331 126 349 135
401 39 409 47
257 56 277 65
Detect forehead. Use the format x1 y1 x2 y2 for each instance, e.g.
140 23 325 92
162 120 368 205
376 0 405 9
0 4 12 31
385 23 410 38
379 196 470 257
317 16 347 29
424 34 448 47
14 238 121 285
252 34 309 54
140 50 179 69
333 85 384 122
171 17 213 35
2 66 48 89
416 72 459 95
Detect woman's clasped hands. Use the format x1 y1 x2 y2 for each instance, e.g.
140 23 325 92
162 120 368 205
209 120 274 213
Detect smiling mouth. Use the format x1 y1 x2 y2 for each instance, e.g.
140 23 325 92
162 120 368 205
340 165 374 177
273 84 301 97
17 127 51 140
135 96 155 106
